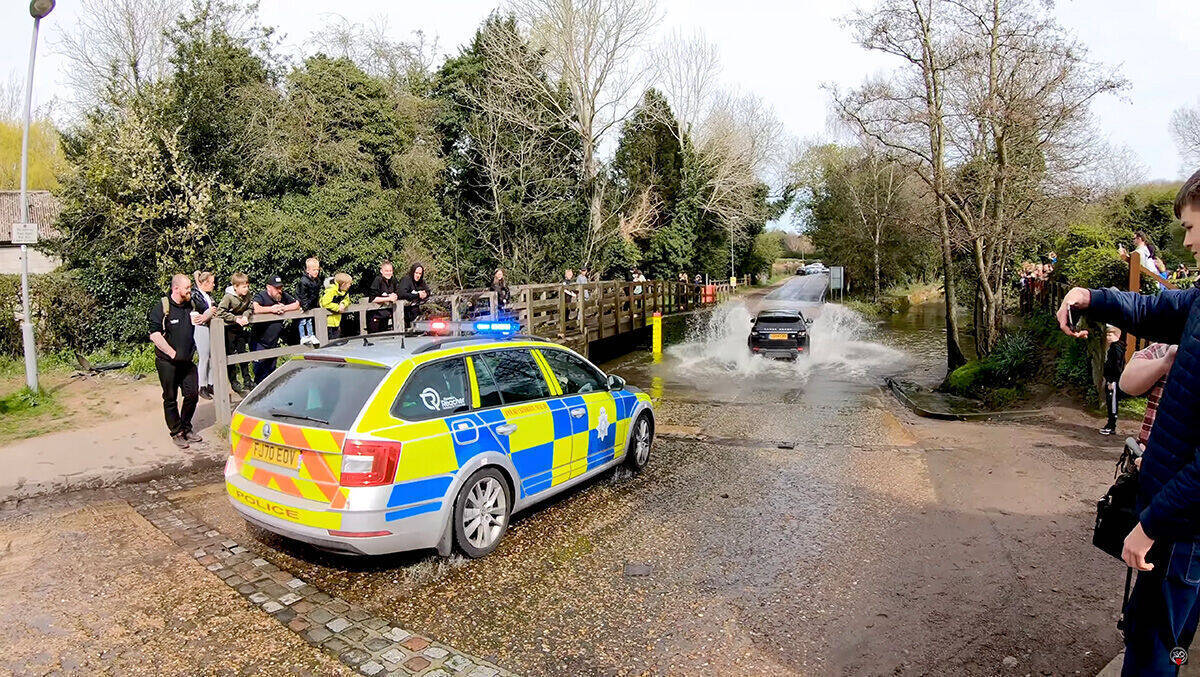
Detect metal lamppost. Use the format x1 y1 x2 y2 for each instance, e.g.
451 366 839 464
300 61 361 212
17 0 55 391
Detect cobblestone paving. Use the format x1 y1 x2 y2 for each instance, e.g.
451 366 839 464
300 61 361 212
119 476 516 677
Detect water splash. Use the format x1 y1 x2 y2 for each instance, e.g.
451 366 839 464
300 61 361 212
665 301 907 382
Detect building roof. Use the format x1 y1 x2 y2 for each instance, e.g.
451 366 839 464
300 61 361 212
0 190 60 245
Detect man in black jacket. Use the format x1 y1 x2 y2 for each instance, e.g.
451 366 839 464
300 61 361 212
398 262 431 326
148 274 202 449
251 275 300 384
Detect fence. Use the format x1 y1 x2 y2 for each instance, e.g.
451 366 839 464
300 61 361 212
210 279 735 424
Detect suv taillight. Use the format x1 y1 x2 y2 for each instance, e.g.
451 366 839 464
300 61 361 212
340 439 402 487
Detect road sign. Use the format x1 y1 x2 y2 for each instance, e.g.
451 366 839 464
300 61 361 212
830 266 845 290
11 223 38 244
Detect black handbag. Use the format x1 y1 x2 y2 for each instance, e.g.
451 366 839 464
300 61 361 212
1093 438 1141 560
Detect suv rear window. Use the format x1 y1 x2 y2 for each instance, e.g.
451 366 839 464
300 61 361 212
238 360 388 430
758 313 801 324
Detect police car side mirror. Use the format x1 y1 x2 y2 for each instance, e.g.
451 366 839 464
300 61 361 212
606 374 626 391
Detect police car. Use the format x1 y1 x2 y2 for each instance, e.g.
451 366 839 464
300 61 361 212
224 325 654 558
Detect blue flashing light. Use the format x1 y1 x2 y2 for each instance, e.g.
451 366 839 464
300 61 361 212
474 321 515 333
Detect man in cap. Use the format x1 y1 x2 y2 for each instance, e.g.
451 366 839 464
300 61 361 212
251 274 300 384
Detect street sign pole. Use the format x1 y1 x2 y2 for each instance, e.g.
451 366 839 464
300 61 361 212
18 14 45 392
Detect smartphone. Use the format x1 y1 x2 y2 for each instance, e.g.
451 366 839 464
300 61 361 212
1068 306 1084 331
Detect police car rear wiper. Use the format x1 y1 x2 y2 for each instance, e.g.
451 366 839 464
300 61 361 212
267 408 330 425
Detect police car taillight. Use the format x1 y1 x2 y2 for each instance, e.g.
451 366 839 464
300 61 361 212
340 439 402 487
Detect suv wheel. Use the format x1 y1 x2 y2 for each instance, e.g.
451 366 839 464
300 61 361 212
453 467 512 558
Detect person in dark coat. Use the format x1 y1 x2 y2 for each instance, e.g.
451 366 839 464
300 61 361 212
397 262 431 326
295 257 323 346
367 261 399 333
148 274 201 449
1056 169 1200 676
491 267 510 311
1101 324 1126 435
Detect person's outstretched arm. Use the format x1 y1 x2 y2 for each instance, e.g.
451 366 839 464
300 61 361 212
1057 287 1198 343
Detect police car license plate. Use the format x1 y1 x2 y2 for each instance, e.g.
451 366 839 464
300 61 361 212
769 333 789 340
251 441 299 470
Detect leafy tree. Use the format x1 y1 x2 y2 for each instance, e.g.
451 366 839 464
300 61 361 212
0 119 67 190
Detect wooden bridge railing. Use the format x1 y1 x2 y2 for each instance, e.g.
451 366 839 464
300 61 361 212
210 279 735 424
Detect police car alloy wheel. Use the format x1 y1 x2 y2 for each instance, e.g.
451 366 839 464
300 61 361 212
454 468 512 558
626 414 652 470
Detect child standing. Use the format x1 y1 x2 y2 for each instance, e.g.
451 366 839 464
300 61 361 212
296 257 323 346
216 273 254 395
320 273 354 340
1101 324 1126 435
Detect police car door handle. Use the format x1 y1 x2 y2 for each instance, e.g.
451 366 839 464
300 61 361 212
496 424 518 435
569 407 586 418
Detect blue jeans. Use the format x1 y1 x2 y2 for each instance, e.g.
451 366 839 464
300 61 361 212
251 340 277 385
1123 541 1200 676
298 317 315 340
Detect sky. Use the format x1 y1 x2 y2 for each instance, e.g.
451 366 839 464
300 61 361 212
1 0 1197 185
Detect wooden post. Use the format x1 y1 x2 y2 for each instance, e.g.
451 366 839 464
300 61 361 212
1125 252 1141 362
313 308 329 345
577 285 585 335
211 316 232 425
396 301 406 334
558 287 567 337
490 290 499 319
615 283 624 334
451 294 461 335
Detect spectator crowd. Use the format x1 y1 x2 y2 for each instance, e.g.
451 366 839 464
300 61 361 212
145 260 706 449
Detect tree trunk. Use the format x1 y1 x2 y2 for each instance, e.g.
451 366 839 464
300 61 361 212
873 225 881 303
938 203 967 370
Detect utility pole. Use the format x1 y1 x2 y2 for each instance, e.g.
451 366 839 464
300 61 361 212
17 0 56 392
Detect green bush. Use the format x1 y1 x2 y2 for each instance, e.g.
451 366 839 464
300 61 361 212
0 271 100 356
1058 245 1127 289
988 331 1039 381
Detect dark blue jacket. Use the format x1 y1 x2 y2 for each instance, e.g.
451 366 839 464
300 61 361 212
1090 286 1200 542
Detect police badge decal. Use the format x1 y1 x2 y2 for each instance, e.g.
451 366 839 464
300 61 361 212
1171 646 1188 666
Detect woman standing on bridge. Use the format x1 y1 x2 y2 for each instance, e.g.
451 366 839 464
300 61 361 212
491 268 510 311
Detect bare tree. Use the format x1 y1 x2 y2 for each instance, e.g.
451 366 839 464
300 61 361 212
831 0 968 369
694 92 784 278
654 31 721 140
311 15 440 90
53 0 184 110
1171 101 1200 169
483 0 660 265
833 0 1123 361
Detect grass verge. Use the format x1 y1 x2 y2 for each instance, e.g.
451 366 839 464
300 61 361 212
0 387 68 445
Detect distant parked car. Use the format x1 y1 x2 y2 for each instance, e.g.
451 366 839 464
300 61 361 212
802 262 828 275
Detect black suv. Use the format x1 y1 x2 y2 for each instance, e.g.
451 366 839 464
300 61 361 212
748 309 810 359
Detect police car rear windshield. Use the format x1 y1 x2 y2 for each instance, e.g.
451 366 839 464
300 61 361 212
238 361 387 431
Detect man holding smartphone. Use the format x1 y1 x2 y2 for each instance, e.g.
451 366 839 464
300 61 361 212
1057 170 1200 675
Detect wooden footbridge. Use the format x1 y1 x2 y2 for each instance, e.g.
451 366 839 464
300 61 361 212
211 279 737 423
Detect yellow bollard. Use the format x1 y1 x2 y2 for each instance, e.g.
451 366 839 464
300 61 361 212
651 311 662 358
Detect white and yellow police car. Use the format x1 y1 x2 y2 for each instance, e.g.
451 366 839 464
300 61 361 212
224 326 654 558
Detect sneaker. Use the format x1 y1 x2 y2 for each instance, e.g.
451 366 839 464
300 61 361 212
199 386 213 400
1100 425 1116 436
183 430 203 443
171 434 190 449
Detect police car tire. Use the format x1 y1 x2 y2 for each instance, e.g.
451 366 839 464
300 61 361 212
453 467 513 559
625 413 653 471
